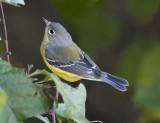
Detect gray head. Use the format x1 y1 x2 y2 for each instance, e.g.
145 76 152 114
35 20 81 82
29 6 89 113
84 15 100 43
43 18 73 48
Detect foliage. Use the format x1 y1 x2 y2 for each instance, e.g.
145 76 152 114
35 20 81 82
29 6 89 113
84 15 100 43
35 115 50 123
0 1 89 123
0 60 51 123
1 0 160 122
0 60 89 123
0 88 6 113
30 70 89 123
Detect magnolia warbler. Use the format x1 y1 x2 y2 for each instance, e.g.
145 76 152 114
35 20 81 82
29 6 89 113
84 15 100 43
40 18 129 91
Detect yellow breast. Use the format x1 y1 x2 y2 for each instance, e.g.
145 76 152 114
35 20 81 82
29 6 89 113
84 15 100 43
40 44 81 82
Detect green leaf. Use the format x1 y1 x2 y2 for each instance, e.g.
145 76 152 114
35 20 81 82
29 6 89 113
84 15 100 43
0 0 25 6
133 46 160 122
52 76 89 123
129 0 160 24
30 70 90 123
55 83 87 122
0 88 6 113
0 60 51 123
35 115 50 123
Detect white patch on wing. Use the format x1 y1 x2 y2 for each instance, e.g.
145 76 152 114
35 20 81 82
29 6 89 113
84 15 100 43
46 58 55 62
46 55 86 68
46 58 75 67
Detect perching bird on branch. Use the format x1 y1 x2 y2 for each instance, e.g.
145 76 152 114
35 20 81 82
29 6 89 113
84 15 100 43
40 18 129 91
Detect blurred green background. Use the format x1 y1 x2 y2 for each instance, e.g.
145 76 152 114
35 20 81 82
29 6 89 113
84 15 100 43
1 0 160 123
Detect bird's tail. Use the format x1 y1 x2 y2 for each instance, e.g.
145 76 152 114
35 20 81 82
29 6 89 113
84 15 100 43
99 72 129 91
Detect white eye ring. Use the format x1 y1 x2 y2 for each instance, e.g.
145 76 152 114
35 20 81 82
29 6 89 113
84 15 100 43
49 29 55 35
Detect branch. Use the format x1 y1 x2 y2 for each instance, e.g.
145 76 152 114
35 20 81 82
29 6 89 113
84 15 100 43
0 2 10 63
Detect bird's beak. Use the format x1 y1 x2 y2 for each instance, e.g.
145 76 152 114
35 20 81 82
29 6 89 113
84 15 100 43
42 17 50 25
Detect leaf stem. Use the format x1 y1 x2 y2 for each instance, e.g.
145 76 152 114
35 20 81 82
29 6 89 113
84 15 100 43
0 2 10 63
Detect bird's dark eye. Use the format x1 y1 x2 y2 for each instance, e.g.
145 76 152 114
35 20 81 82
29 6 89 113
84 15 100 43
49 29 55 35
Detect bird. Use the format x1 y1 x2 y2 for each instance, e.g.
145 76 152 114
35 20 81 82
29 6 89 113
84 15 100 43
40 18 129 91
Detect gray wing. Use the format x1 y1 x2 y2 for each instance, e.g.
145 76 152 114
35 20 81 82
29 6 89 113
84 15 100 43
46 50 102 79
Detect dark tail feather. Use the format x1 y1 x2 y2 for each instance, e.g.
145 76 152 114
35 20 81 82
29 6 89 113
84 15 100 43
100 72 129 91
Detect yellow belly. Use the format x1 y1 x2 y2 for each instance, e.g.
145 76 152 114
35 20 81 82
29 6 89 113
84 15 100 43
40 45 81 82
45 59 81 82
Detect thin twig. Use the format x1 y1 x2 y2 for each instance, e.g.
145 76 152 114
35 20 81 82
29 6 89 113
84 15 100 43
49 88 59 123
55 88 59 99
0 2 10 63
25 64 34 74
52 88 59 123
